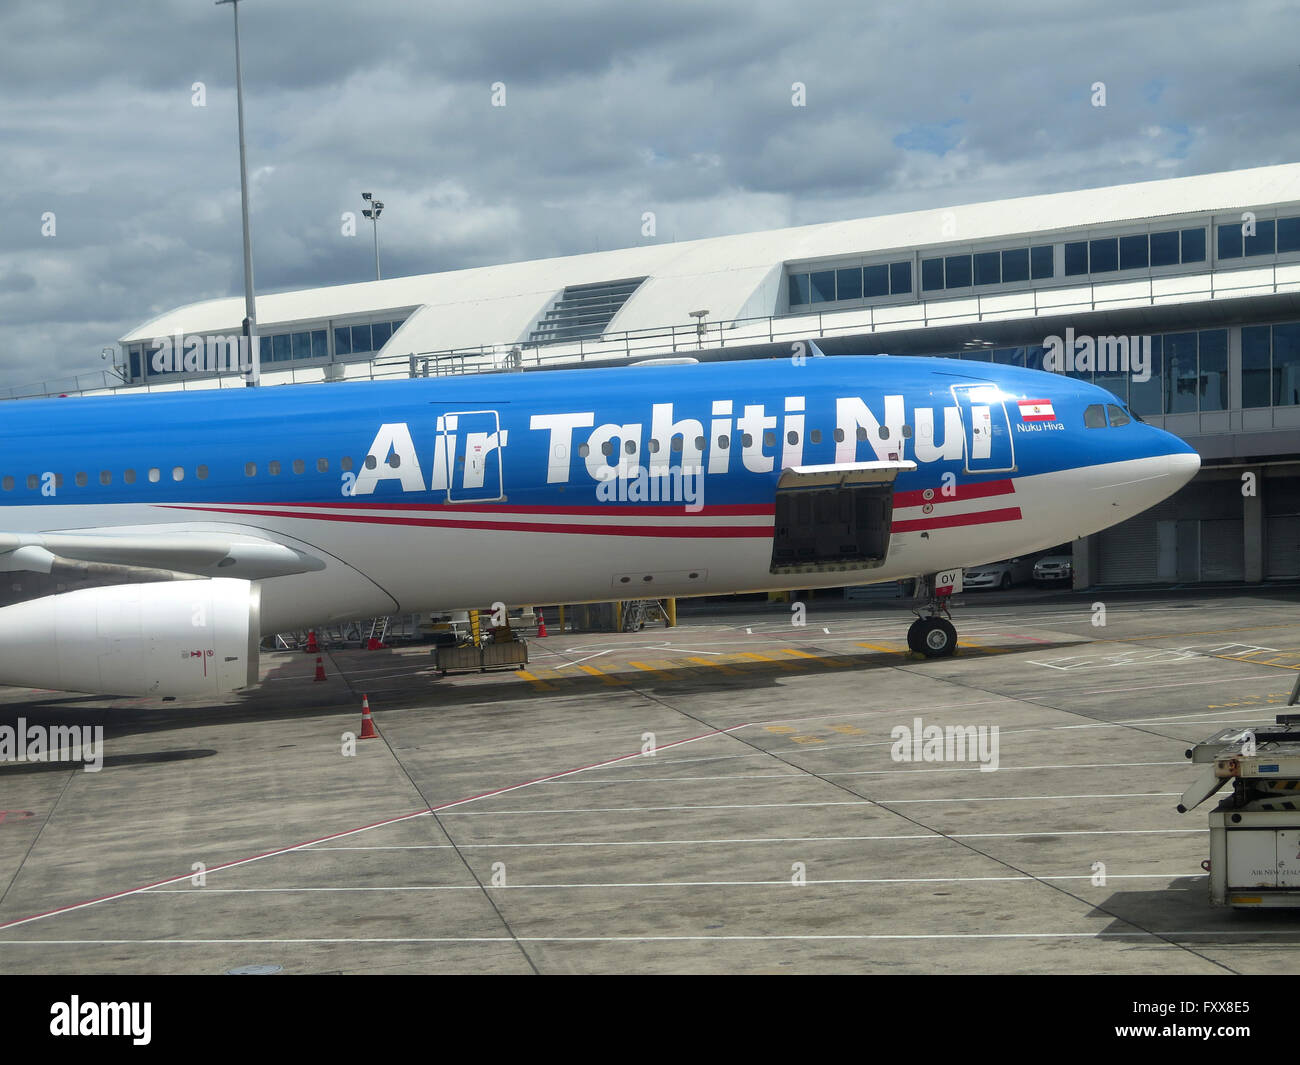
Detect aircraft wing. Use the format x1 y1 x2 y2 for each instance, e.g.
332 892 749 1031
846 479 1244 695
0 528 326 581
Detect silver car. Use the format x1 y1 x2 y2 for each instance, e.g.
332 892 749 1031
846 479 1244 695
1032 553 1074 586
962 557 1035 590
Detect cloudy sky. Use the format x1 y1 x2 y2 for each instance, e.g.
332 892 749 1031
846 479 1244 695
2 0 1297 390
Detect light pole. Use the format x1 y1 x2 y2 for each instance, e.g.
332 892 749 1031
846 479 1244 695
216 0 260 387
361 192 384 280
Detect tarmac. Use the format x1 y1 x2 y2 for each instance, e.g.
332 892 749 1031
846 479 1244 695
2 586 1300 974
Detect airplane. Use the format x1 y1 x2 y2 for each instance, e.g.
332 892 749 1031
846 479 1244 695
0 351 1199 698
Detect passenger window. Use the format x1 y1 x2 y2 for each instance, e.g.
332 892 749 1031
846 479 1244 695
245 463 257 477
787 430 798 445
26 474 38 490
293 459 306 474
856 427 868 441
317 458 329 473
124 470 136 484
99 471 111 485
833 428 845 443
269 461 282 476
623 440 636 455
148 468 161 483
75 472 88 487
742 433 753 448
2 476 12 491
1084 404 1107 428
810 429 822 444
1107 404 1130 427
363 456 377 470
197 465 209 480
341 457 353 471
647 439 660 454
578 444 590 458
717 435 729 449
693 436 705 450
385 455 399 469
172 467 184 482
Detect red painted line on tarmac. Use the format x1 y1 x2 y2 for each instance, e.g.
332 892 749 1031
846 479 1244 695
0 723 749 931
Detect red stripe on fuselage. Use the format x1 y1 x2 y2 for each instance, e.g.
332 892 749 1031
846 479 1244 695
890 506 1023 533
893 478 1015 509
241 500 774 517
158 504 774 538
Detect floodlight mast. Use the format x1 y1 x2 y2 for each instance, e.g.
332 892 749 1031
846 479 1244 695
216 0 260 386
362 192 384 280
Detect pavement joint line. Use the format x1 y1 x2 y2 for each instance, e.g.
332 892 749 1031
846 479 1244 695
0 723 750 932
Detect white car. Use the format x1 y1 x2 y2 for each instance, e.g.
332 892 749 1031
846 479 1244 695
1032 553 1074 586
962 557 1035 590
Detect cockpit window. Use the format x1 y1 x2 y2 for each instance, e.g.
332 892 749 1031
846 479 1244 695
1126 406 1144 424
1084 404 1107 428
1106 404 1130 427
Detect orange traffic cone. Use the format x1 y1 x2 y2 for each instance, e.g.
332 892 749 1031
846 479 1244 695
304 630 320 654
313 656 326 682
536 611 547 638
358 695 377 739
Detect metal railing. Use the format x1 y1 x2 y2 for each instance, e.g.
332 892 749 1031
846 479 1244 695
6 259 1299 401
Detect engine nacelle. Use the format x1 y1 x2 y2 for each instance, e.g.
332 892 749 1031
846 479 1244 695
0 578 261 698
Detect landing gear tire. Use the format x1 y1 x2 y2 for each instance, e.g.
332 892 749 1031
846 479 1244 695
911 617 957 658
906 618 926 654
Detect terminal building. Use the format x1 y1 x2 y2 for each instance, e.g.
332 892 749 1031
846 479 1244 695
54 163 1300 589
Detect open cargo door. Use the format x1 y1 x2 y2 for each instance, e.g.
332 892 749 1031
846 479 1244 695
770 460 916 574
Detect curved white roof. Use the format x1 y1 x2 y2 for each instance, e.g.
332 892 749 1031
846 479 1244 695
121 162 1300 355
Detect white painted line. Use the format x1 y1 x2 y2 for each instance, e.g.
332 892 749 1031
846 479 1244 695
438 792 1178 816
311 828 1205 851
550 761 1187 785
144 873 1202 893
4 930 1291 945
551 650 614 670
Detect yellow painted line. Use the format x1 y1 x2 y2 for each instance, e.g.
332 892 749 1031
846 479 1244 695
828 724 865 735
957 639 1008 654
516 670 558 691
765 725 797 734
856 641 906 656
781 648 850 667
688 656 742 675
628 660 675 681
738 651 803 671
579 664 629 686
791 735 824 744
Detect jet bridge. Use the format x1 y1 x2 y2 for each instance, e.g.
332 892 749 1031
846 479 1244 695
1180 713 1300 908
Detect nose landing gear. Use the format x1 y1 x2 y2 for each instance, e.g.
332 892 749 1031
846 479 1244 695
905 573 959 658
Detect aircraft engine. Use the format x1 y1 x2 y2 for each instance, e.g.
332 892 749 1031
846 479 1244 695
0 578 261 698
